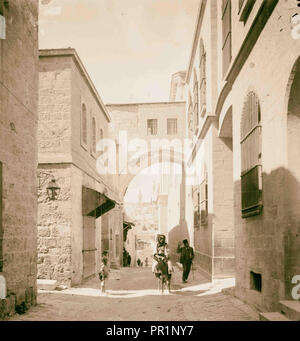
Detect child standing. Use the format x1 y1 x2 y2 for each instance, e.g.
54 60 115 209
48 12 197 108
99 251 109 295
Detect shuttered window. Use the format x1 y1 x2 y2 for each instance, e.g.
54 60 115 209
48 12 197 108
222 0 232 78
240 92 262 218
199 40 206 117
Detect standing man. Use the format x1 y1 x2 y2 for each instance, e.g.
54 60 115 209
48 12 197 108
177 239 194 283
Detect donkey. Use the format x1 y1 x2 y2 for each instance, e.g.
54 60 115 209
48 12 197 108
156 258 171 294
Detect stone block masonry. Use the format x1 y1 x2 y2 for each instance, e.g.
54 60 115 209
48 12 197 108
0 0 39 319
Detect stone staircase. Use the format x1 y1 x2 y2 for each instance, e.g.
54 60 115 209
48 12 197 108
259 301 300 321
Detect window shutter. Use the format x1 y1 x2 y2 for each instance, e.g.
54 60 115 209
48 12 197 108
240 92 262 217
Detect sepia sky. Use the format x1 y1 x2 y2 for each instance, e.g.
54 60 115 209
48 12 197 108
39 0 200 104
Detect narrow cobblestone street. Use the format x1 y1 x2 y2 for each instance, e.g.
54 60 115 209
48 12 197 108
8 267 258 321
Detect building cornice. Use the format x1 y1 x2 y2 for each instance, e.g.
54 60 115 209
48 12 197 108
39 48 111 123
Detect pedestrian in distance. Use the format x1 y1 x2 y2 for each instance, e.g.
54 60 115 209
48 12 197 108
137 258 141 267
99 251 109 295
177 239 194 283
127 253 131 267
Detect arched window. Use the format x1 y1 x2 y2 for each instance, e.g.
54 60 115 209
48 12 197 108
91 116 96 155
193 71 199 131
240 92 262 218
199 39 206 116
81 103 87 148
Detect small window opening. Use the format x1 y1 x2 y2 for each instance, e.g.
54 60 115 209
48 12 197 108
250 271 262 292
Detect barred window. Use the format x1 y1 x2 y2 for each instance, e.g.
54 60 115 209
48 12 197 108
147 119 157 135
240 92 262 218
193 71 199 131
91 117 96 155
167 118 177 135
81 103 88 148
199 40 207 117
222 0 232 78
0 161 2 272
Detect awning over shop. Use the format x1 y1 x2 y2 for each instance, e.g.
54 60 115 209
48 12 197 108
82 186 116 218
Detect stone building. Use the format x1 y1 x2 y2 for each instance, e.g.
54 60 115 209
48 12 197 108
184 0 235 281
184 0 300 312
37 48 123 287
107 100 187 258
0 0 39 318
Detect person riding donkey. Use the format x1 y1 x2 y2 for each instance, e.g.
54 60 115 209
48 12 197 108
152 234 173 277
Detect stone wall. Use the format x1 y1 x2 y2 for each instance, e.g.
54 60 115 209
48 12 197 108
38 55 72 163
37 164 72 286
230 2 300 311
0 0 39 319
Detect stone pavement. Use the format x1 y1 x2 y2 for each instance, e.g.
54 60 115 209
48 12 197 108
7 266 259 321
